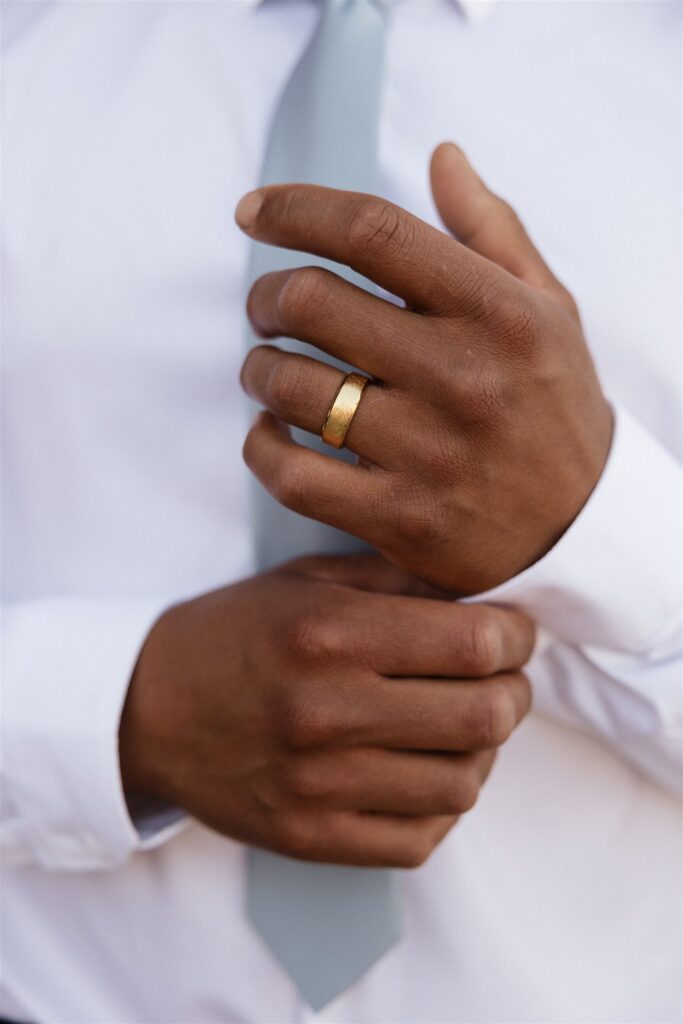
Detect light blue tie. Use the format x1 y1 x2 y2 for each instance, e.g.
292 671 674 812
245 0 401 1011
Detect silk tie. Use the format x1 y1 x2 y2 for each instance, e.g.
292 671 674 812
245 0 401 1011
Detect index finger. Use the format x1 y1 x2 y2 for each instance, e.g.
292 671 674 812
235 184 508 314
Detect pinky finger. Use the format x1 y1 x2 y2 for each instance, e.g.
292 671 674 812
331 812 459 868
277 810 459 868
243 411 386 542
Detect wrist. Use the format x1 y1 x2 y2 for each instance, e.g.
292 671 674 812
118 606 179 802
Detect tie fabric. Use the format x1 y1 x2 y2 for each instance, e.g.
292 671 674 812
245 0 400 1011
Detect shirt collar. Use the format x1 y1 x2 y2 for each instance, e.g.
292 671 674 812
242 0 498 23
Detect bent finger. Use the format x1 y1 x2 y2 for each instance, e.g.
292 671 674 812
348 594 537 678
236 183 511 315
241 345 405 467
247 266 422 382
243 411 387 544
275 808 458 868
291 747 490 817
351 672 532 753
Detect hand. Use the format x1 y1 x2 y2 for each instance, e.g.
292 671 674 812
120 554 534 867
237 143 613 594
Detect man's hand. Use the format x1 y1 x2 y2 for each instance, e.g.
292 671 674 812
120 555 534 867
237 143 613 594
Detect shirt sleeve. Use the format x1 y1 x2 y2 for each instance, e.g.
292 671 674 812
465 403 682 791
1 596 187 870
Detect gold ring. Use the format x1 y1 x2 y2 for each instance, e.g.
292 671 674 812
321 372 370 449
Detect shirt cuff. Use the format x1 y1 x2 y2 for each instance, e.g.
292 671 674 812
2 597 186 870
465 404 682 656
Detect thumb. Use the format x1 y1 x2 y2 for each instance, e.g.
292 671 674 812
430 142 564 297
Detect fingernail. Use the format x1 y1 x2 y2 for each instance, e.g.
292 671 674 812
235 190 263 230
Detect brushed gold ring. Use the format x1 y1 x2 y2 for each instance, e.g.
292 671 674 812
321 372 370 449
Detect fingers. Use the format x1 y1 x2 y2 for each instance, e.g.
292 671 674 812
430 142 561 293
356 673 532 752
341 593 536 678
236 183 510 315
271 807 458 868
243 411 387 541
285 746 496 817
246 266 422 382
283 671 532 755
241 345 401 466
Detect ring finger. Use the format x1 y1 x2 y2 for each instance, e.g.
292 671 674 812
241 344 405 466
290 747 497 817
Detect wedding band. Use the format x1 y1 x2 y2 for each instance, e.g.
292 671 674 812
321 372 370 449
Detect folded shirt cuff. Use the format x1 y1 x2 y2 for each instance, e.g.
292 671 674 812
2 596 186 869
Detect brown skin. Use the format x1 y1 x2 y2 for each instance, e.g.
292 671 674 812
237 143 614 595
120 554 534 867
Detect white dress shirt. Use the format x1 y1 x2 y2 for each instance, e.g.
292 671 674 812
2 1 681 1021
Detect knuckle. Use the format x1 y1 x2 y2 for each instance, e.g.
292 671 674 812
396 835 434 870
288 612 346 663
277 267 331 329
266 359 303 412
389 486 444 551
555 285 580 321
280 692 338 750
418 422 466 480
454 774 480 814
510 304 538 352
348 199 413 259
239 348 257 392
270 455 311 511
241 424 258 468
448 264 501 320
440 774 479 815
282 757 329 801
462 610 502 676
271 814 316 860
245 282 266 334
494 296 539 355
461 367 505 423
270 186 306 234
496 196 522 229
515 670 533 715
478 684 517 748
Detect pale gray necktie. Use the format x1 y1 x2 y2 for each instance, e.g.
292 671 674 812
245 0 401 1011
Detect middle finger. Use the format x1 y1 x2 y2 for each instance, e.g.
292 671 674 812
247 265 427 382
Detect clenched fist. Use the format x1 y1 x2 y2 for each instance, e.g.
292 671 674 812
120 555 534 868
238 143 613 594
